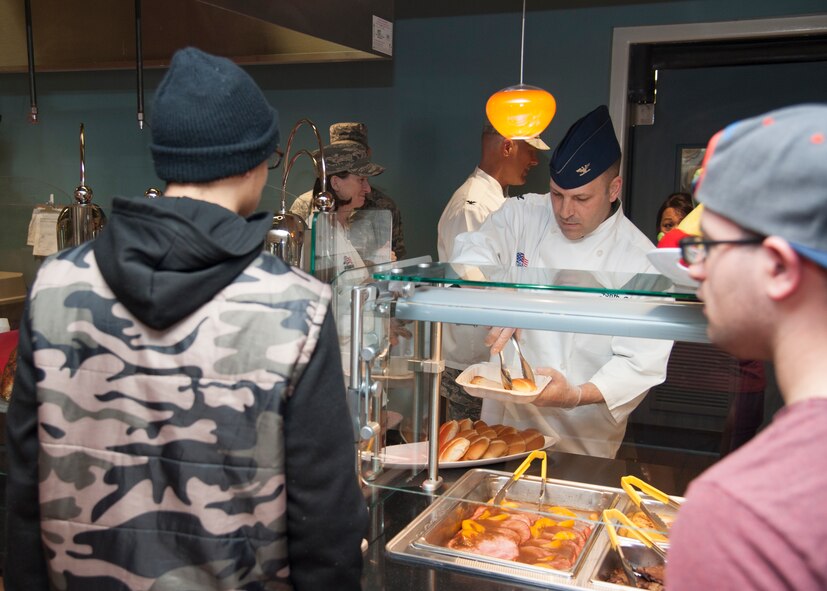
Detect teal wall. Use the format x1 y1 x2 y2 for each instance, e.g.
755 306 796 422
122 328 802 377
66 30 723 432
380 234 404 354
1 0 824 280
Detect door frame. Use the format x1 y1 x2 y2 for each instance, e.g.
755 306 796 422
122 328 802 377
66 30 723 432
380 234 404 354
608 13 827 198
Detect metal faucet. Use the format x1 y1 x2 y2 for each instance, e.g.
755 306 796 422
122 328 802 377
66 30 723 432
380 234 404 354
265 118 333 268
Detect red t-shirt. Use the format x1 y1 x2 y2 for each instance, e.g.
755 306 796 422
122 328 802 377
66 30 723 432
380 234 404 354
667 398 827 590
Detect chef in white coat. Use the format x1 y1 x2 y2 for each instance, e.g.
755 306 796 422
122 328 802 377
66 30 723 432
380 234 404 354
437 120 547 421
452 105 672 458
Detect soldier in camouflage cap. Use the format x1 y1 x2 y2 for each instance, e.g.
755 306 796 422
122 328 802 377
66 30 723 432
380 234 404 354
321 142 384 177
291 121 407 259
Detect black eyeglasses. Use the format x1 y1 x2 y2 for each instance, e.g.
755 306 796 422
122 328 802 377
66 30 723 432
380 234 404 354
679 235 764 265
267 147 284 170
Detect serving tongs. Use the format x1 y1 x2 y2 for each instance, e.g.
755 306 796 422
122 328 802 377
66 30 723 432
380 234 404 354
603 509 667 587
498 334 536 390
621 475 682 534
491 450 547 508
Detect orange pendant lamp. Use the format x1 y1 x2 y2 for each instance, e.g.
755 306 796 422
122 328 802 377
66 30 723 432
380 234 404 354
486 0 556 139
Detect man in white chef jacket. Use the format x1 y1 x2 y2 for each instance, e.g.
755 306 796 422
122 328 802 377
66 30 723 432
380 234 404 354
437 120 547 421
452 105 672 458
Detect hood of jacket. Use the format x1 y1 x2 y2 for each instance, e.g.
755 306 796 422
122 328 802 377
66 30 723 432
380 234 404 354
94 196 273 330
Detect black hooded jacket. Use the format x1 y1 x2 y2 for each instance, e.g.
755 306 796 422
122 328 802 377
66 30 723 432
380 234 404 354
5 196 367 591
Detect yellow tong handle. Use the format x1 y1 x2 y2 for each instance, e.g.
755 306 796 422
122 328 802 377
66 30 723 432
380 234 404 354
621 475 677 507
513 450 548 481
602 508 662 551
492 450 548 505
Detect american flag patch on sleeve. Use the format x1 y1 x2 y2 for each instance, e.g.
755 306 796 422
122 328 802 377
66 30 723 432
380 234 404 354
516 252 529 267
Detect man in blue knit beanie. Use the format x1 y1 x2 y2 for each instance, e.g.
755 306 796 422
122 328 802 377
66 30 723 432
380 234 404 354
5 46 368 591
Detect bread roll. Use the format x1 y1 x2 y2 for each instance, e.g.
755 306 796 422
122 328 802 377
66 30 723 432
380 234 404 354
481 439 508 459
470 376 502 389
507 440 526 455
457 428 477 440
439 437 470 462
473 419 489 431
438 420 459 450
523 432 546 451
501 432 525 446
511 378 536 392
477 428 498 440
457 417 474 432
496 425 518 438
462 436 490 460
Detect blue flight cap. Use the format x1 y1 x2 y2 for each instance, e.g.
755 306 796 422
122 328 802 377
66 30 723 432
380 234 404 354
549 105 621 189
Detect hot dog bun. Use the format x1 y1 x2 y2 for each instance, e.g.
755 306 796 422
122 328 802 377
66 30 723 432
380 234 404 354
439 437 471 462
511 378 536 392
462 436 490 460
481 439 508 459
438 420 459 450
457 417 474 432
470 375 502 389
524 431 546 451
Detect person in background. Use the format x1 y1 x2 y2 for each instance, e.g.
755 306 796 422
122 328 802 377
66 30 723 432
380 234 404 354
4 47 367 591
667 104 827 590
291 121 406 260
437 119 547 421
452 105 672 458
655 191 693 242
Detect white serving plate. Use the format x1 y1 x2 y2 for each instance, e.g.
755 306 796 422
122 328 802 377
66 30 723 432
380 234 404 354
646 248 699 288
362 436 558 469
456 362 550 404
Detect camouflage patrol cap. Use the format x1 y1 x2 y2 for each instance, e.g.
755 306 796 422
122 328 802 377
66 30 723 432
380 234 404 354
319 143 384 176
330 122 369 147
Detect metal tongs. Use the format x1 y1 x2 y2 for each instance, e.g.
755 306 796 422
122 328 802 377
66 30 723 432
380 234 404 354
491 450 548 508
602 508 667 587
621 475 682 534
498 334 536 390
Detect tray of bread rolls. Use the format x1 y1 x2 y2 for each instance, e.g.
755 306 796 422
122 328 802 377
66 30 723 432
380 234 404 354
456 362 551 404
362 419 559 469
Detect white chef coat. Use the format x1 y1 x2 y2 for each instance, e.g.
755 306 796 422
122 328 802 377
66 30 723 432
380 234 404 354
452 193 673 458
437 168 507 370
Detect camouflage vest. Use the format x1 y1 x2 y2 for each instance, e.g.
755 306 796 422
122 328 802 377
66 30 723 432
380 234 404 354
29 242 332 590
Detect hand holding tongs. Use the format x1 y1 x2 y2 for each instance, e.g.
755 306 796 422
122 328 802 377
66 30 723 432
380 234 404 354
621 475 682 534
498 334 536 390
602 508 667 587
491 450 548 508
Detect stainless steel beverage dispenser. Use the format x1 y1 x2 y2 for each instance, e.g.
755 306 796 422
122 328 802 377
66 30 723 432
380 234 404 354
57 124 106 250
264 118 332 270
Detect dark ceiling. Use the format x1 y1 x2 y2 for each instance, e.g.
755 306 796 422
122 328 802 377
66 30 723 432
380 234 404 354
395 0 694 20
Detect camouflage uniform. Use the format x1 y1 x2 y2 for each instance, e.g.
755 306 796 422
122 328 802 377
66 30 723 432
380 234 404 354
289 122 406 259
5 197 367 590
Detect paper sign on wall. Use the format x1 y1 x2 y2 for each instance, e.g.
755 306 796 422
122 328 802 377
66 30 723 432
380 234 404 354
372 16 393 56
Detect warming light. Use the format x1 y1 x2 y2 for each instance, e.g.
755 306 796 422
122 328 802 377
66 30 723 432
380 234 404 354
485 1 556 139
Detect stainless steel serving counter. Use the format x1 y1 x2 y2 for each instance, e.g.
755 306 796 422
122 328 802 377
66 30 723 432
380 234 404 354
361 450 703 590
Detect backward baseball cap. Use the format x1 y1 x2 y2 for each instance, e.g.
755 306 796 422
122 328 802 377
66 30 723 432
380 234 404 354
695 103 827 268
482 120 550 151
318 143 384 177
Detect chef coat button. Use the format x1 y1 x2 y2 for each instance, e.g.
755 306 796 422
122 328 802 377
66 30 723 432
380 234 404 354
596 249 604 256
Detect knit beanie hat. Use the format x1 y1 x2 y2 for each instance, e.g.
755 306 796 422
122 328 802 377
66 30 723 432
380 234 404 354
150 47 280 183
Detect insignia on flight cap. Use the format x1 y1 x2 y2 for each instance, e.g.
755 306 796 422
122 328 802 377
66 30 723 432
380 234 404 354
550 105 621 189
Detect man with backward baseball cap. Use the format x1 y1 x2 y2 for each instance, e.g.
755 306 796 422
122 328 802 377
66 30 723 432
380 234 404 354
452 105 672 458
667 104 827 589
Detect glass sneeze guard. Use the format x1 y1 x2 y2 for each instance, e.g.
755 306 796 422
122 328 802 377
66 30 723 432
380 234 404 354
373 262 698 301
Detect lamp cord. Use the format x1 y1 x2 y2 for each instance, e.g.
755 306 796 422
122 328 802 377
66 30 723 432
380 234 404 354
519 0 526 85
